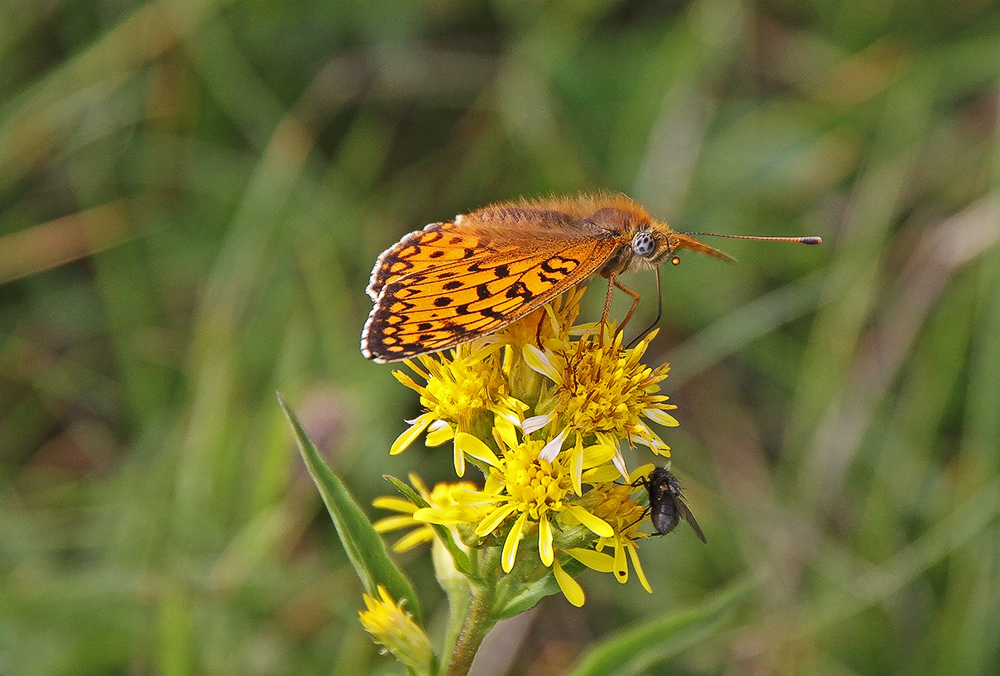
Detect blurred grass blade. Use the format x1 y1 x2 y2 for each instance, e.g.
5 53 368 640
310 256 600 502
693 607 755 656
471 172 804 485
565 575 758 676
278 393 423 623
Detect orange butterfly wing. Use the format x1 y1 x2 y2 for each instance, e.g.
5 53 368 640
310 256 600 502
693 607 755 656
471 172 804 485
365 222 490 300
362 222 618 362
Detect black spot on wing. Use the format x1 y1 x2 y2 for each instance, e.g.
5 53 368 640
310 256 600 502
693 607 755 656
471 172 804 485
505 280 533 300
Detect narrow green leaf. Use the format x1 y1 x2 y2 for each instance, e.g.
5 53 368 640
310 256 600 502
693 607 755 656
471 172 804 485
278 394 422 623
382 475 477 578
564 575 759 676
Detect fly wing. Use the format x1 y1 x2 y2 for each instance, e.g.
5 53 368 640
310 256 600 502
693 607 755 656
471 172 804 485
677 499 707 543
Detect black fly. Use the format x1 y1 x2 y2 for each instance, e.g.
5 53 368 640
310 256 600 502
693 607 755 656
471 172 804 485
631 467 707 543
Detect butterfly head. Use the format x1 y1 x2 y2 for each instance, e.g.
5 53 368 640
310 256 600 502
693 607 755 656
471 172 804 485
628 223 735 271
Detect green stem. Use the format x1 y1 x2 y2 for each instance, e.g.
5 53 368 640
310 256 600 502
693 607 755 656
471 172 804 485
444 581 496 676
439 572 472 663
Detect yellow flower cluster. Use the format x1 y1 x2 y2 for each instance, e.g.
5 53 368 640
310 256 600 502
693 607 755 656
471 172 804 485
378 288 680 606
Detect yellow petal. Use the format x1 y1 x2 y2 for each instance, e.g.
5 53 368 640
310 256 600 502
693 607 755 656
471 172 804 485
629 463 656 483
453 440 466 477
412 506 478 524
393 528 434 552
492 405 521 429
475 503 516 537
594 432 628 479
538 514 554 566
401 359 429 380
390 414 432 455
564 504 614 538
523 344 561 382
626 542 652 593
373 515 417 533
564 547 615 573
582 465 625 484
613 537 628 583
502 512 528 573
454 433 501 467
451 489 501 505
372 497 417 514
553 559 585 607
494 413 519 450
644 408 679 427
408 473 429 495
411 507 447 523
391 370 426 394
442 505 483 522
570 436 584 497
425 420 455 446
580 443 616 468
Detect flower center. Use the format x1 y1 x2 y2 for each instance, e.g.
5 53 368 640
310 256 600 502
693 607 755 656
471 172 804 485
503 440 572 520
586 483 647 538
557 342 652 434
422 356 503 423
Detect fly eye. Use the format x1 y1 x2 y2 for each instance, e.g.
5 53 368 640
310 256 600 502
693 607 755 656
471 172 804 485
632 231 656 258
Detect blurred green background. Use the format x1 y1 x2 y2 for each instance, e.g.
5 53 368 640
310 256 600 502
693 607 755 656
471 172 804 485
3 0 1000 674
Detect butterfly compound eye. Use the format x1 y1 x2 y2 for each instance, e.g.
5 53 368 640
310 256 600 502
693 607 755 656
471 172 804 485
632 231 656 258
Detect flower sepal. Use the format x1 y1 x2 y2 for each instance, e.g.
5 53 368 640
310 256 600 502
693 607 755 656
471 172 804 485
490 551 589 619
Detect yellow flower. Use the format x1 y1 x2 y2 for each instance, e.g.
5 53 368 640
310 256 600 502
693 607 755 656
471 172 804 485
380 290 695 609
390 339 527 475
358 585 434 673
415 424 616 575
562 464 658 594
522 323 678 478
372 473 482 552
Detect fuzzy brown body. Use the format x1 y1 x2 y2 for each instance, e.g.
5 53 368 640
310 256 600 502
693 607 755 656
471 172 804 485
361 194 732 363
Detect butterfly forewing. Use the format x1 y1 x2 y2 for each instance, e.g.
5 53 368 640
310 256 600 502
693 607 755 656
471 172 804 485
366 222 489 300
362 227 618 362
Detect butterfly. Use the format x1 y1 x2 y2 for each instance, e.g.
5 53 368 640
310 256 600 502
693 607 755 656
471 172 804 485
361 193 820 363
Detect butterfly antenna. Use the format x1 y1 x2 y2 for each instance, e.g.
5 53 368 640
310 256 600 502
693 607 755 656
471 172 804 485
681 232 823 245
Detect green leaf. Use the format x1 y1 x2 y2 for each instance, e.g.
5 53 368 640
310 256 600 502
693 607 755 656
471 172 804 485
382 475 477 578
564 575 759 676
278 394 423 623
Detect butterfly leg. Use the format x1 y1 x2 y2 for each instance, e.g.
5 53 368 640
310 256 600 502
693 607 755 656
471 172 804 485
614 278 642 334
533 310 546 348
600 274 617 347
